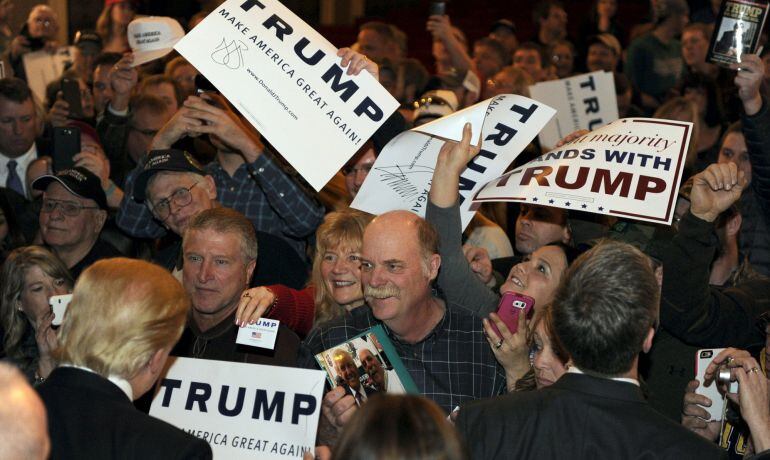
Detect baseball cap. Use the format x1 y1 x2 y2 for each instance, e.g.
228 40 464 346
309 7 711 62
412 90 459 127
73 30 102 55
128 16 185 67
587 34 622 56
133 149 206 202
490 19 516 35
32 167 109 210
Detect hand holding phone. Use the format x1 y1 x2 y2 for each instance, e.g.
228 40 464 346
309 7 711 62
429 1 446 16
491 292 535 338
49 294 72 326
52 126 81 172
61 78 84 119
695 348 727 421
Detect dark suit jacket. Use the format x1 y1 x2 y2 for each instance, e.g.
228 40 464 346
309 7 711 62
37 367 212 460
456 373 725 460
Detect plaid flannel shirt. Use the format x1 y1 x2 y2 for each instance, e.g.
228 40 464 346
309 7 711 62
116 149 324 256
298 301 507 414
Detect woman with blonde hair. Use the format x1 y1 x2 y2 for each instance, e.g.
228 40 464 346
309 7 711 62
95 0 135 53
235 209 372 337
0 246 72 383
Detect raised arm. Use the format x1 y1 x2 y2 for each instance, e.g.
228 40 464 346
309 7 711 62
426 123 499 315
655 163 767 347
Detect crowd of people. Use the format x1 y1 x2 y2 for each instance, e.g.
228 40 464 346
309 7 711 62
0 0 769 458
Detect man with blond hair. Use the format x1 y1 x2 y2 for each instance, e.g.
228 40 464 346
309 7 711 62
37 258 212 459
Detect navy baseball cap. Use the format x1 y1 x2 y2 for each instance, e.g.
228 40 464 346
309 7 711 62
133 149 206 202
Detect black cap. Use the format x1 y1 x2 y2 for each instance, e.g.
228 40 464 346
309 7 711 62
32 167 109 210
133 149 206 202
490 19 516 35
73 30 102 54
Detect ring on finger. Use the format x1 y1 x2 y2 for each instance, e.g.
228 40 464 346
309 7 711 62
495 340 503 349
726 356 735 365
749 367 760 374
242 293 251 298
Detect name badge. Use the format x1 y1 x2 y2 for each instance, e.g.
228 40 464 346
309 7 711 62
236 318 280 350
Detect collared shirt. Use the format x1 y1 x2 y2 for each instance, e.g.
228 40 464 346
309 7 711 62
59 363 134 401
298 302 507 414
0 143 37 198
567 366 640 387
116 148 324 256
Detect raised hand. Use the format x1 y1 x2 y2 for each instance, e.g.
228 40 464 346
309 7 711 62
689 162 747 223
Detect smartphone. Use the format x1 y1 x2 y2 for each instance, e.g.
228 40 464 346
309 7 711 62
695 348 726 421
429 1 446 16
61 79 84 119
49 294 73 326
52 126 81 172
491 292 535 337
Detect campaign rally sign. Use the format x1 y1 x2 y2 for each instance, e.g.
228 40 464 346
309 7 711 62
150 357 326 459
529 71 619 150
473 118 692 225
174 0 399 191
351 94 556 229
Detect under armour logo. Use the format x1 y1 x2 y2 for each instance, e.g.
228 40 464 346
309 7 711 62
211 38 248 69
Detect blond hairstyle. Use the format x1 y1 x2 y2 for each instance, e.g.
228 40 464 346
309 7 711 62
55 258 189 379
0 246 73 362
311 210 372 324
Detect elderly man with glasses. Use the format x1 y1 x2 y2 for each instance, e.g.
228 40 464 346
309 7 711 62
32 167 121 279
131 148 308 289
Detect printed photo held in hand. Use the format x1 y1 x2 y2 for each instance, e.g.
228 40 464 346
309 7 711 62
314 324 417 399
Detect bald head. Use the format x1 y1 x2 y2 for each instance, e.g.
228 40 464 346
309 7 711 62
0 364 50 460
367 211 438 264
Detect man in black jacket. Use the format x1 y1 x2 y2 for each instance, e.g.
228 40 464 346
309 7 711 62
457 233 729 458
37 258 212 459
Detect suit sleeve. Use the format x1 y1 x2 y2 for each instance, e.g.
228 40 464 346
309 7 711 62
174 438 213 460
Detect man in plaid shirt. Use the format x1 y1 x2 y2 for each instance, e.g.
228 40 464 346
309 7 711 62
298 210 506 430
115 92 323 257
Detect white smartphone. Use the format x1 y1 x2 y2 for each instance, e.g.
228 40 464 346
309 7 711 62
695 348 726 421
49 294 73 326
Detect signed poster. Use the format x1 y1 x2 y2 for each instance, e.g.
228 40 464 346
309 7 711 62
351 94 556 229
174 0 399 191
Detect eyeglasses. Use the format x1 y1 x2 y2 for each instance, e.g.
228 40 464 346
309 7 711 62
41 198 99 217
150 182 199 221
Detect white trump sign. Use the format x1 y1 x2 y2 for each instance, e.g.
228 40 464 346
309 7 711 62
351 94 556 229
473 118 692 225
174 0 399 191
150 357 326 459
529 71 619 150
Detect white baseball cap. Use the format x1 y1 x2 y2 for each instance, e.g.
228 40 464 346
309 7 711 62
128 16 185 67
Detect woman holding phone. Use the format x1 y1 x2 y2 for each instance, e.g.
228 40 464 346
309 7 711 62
0 246 73 384
426 123 579 389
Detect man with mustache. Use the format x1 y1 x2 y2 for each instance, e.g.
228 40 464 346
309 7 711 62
298 210 506 435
